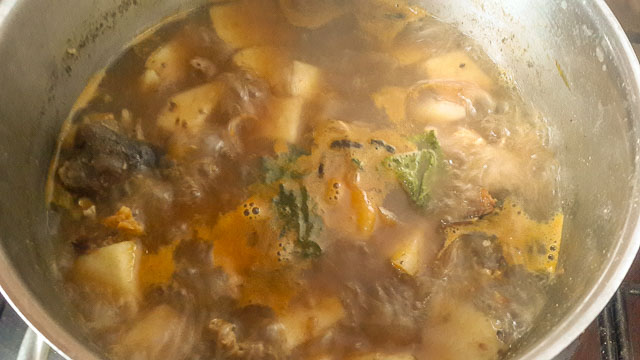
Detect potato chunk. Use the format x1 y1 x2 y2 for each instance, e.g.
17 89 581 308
72 240 140 299
279 297 345 350
210 0 293 49
156 81 225 134
421 51 493 90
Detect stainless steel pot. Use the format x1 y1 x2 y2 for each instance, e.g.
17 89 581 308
0 0 639 359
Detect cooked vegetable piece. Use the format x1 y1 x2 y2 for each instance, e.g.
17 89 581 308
278 0 347 29
279 297 345 350
210 0 293 49
422 296 504 360
372 86 408 124
383 131 443 209
233 46 291 93
263 96 305 144
290 60 323 98
142 39 189 91
72 241 140 299
421 51 493 90
391 230 424 276
444 199 564 274
156 81 225 134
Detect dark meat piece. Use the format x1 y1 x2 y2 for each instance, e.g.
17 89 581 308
330 139 363 150
207 316 283 360
57 123 159 196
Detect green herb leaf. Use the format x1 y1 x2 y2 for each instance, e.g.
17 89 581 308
351 158 364 170
410 130 441 151
262 145 310 184
273 183 323 258
383 131 443 209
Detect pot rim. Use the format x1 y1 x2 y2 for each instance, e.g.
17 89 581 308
0 0 639 359
517 1 640 358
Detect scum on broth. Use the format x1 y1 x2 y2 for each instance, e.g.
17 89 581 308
47 0 564 359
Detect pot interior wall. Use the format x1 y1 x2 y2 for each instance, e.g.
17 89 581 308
0 0 638 359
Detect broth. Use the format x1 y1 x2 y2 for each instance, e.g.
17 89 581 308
48 1 563 359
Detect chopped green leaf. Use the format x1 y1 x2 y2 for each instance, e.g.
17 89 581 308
383 131 443 209
262 145 310 184
273 183 323 258
351 158 364 170
410 130 441 151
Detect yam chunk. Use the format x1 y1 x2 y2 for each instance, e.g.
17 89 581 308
142 40 189 91
263 96 305 143
278 0 347 29
232 46 291 93
210 0 293 49
421 296 503 360
279 297 345 350
156 81 225 134
72 241 140 299
421 51 493 90
391 230 424 276
290 60 322 98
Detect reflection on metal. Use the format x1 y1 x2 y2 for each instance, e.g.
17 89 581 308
17 328 49 360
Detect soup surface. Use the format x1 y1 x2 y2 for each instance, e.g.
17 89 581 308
48 1 564 359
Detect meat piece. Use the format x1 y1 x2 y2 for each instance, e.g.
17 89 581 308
207 317 283 360
57 123 159 196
